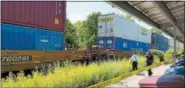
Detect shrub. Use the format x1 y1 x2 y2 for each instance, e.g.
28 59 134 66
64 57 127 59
2 56 151 88
165 49 174 54
177 49 183 55
150 49 164 62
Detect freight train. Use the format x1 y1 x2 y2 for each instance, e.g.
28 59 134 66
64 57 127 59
1 1 85 74
97 13 170 53
1 2 182 74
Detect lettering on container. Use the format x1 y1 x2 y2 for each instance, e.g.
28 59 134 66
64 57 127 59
1 55 32 62
123 42 127 48
141 28 148 36
40 39 49 43
99 17 114 22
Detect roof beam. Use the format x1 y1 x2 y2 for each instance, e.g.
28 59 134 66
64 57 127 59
171 5 184 13
150 13 163 19
107 1 183 43
160 23 173 29
132 2 143 7
161 28 183 43
153 2 184 37
107 1 160 28
142 7 156 13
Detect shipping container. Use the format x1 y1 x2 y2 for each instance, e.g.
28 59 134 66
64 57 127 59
98 14 114 37
1 1 66 32
151 44 168 51
138 28 152 43
97 37 150 52
168 38 184 50
151 33 168 46
1 23 65 51
98 13 151 43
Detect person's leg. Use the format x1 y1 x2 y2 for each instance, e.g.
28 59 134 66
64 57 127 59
150 68 153 75
132 62 135 71
135 62 138 70
134 62 136 70
148 69 151 76
148 69 153 76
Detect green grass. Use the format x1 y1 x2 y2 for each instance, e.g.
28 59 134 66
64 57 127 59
2 56 160 88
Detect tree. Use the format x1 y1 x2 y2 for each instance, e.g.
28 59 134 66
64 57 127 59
150 27 162 34
72 12 102 47
122 14 135 23
85 12 101 46
74 20 87 47
65 19 78 47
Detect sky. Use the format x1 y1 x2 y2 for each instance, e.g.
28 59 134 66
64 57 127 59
66 2 171 38
66 2 152 29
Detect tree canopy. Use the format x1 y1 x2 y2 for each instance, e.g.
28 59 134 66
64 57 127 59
122 14 135 23
150 27 162 34
65 12 101 47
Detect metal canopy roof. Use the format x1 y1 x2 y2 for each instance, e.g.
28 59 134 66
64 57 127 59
108 1 184 43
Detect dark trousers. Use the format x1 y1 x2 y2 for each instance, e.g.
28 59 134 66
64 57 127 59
147 61 153 76
132 61 138 71
148 69 153 76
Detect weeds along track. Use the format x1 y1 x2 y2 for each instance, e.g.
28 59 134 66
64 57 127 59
1 58 121 79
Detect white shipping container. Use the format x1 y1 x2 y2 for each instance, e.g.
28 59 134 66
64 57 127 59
138 28 152 43
168 38 174 48
168 38 184 50
98 13 151 43
98 14 114 37
113 14 139 41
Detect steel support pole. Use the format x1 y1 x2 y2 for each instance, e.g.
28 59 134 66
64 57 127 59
174 29 177 58
183 33 185 56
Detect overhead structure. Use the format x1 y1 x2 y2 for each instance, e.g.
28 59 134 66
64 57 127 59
107 1 184 43
107 1 184 55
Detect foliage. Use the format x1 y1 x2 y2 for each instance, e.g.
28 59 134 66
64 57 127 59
122 14 135 23
85 12 101 46
177 49 183 55
74 20 87 47
164 49 174 61
65 19 78 46
165 49 174 54
150 49 164 61
2 56 156 88
70 12 101 47
150 27 162 34
164 48 183 58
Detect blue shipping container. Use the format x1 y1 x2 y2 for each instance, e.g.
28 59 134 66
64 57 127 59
97 37 150 52
151 33 168 46
155 44 168 52
97 37 114 49
1 23 64 51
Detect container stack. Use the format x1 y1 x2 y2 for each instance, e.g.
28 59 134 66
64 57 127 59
168 38 184 51
151 33 169 51
97 13 151 52
1 1 66 51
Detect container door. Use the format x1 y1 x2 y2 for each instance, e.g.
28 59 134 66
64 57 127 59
114 37 122 50
1 23 7 50
122 39 129 51
105 15 114 37
97 37 106 49
60 32 65 50
105 37 114 49
50 31 54 50
36 28 42 50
